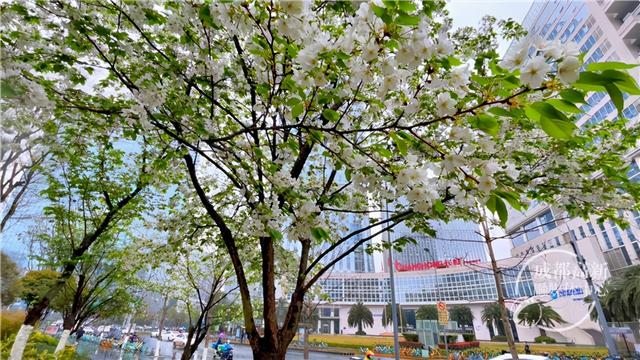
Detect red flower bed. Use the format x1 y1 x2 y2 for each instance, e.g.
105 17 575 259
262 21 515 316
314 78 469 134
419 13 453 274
438 341 480 349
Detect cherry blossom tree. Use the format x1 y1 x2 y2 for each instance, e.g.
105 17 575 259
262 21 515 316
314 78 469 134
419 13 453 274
2 1 639 359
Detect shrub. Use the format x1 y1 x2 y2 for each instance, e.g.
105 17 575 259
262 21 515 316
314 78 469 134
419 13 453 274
438 341 480 349
402 333 419 342
491 335 508 342
534 335 556 344
462 333 475 342
0 311 25 339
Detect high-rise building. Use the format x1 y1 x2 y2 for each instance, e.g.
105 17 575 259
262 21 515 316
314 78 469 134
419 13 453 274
504 0 640 274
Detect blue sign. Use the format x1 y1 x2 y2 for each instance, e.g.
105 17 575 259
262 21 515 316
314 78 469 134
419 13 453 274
550 288 584 300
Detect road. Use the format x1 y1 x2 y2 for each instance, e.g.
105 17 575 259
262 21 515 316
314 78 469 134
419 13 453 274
80 340 357 359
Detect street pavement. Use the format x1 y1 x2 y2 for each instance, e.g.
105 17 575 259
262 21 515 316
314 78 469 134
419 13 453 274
82 340 356 359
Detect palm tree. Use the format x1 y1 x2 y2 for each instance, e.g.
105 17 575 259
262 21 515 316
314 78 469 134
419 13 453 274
382 303 406 331
348 302 373 335
449 305 474 327
587 266 640 323
415 305 438 320
517 301 566 337
481 302 504 337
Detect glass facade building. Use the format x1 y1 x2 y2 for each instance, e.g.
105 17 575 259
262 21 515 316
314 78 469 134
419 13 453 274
319 267 534 305
505 0 640 272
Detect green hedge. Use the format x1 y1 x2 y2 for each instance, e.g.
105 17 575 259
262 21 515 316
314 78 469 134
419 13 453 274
462 333 475 342
402 333 419 342
491 335 508 342
0 331 87 360
534 336 557 344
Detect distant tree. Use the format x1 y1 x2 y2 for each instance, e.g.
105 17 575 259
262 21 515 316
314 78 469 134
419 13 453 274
382 302 406 330
347 302 373 335
449 305 474 327
18 270 73 313
481 302 504 337
517 302 566 337
593 265 640 323
416 305 438 321
1 252 22 306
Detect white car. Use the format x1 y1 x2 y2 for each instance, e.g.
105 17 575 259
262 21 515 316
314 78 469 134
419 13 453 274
489 355 549 360
160 331 179 341
172 333 195 348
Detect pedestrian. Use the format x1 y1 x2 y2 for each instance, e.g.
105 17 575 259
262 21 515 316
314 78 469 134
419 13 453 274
524 342 531 354
75 328 85 343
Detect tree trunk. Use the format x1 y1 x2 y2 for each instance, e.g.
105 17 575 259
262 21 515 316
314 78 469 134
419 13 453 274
55 313 76 353
9 325 34 360
539 328 547 337
481 217 519 360
158 295 168 340
303 326 309 360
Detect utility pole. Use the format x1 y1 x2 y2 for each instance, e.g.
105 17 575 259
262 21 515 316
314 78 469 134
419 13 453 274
424 248 448 355
567 228 618 356
385 200 401 360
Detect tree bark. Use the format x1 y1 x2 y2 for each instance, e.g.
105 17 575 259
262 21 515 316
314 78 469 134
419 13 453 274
481 217 519 360
54 313 76 353
158 295 168 340
9 325 34 360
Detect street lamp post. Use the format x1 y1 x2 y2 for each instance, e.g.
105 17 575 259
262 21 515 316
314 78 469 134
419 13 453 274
424 248 448 355
567 228 618 356
385 200 401 360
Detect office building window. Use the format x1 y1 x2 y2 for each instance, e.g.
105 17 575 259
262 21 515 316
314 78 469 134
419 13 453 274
628 161 640 183
579 226 586 238
523 219 542 241
626 228 637 243
588 222 596 235
609 222 624 246
572 16 594 43
633 242 640 259
622 99 640 119
571 229 578 240
634 211 640 228
555 237 562 246
599 222 613 249
512 233 526 247
539 210 556 231
621 247 632 266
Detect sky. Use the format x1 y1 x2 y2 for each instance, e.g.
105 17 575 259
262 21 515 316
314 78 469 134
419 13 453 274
448 0 534 56
1 0 534 265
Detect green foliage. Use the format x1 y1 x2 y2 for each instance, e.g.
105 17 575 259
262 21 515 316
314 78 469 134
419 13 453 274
347 302 374 335
402 333 419 342
19 270 74 312
534 335 556 344
481 302 505 336
491 335 507 342
516 302 566 329
382 302 406 327
588 265 640 322
462 333 475 342
449 305 474 326
1 252 21 306
0 331 87 360
416 305 437 320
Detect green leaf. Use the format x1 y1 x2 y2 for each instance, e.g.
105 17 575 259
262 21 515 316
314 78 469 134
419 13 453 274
469 114 500 136
398 2 417 12
495 190 522 211
311 227 329 241
396 13 420 26
390 132 408 156
0 78 25 98
488 107 514 118
605 83 624 115
546 99 582 114
322 108 340 122
486 195 508 227
559 89 586 104
601 69 640 95
540 117 576 140
292 102 304 119
586 61 640 72
267 229 283 241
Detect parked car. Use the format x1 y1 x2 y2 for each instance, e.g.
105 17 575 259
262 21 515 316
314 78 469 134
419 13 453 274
172 333 195 348
161 331 179 341
83 327 95 335
489 355 549 360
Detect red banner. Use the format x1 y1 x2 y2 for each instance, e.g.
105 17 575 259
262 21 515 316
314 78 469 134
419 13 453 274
394 258 480 272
